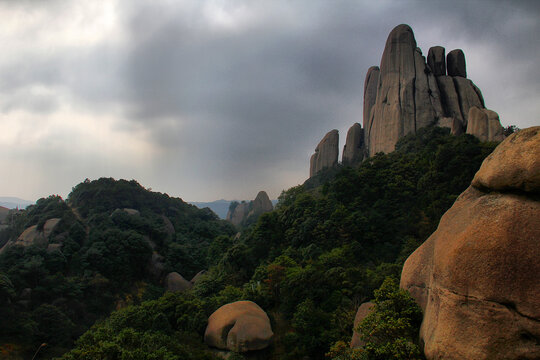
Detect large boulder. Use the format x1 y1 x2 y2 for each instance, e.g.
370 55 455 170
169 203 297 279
447 49 467 77
466 106 505 142
204 300 273 352
472 127 539 193
350 302 374 348
0 217 61 253
342 123 365 166
164 272 192 293
310 130 339 177
427 46 446 76
401 127 540 359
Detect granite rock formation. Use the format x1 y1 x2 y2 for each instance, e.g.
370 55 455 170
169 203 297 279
466 106 505 142
0 218 61 253
204 300 273 352
226 201 250 226
350 302 374 348
427 46 446 76
363 24 503 156
342 123 365 166
310 129 339 177
400 127 540 359
164 272 192 293
226 191 274 226
447 49 467 77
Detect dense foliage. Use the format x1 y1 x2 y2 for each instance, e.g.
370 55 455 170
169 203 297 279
0 179 234 358
1 127 498 359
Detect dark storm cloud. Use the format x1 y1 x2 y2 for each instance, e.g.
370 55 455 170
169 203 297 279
1 0 538 201
120 0 539 193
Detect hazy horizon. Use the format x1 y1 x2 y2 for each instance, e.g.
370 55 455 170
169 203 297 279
1 0 539 202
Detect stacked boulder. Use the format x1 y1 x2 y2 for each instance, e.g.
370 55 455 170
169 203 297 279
400 127 540 359
308 24 506 179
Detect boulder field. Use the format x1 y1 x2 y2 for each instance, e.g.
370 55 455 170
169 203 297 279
400 127 540 359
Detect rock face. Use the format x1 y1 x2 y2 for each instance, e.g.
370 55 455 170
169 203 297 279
249 191 273 217
204 300 273 352
226 191 274 226
427 46 446 76
226 202 250 226
310 129 339 177
466 106 505 142
362 24 502 157
350 302 374 348
447 49 466 77
0 218 61 253
342 123 365 166
164 272 192 293
400 127 540 360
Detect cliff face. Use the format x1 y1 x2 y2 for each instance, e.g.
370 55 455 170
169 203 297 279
309 130 339 177
365 24 503 156
226 191 274 226
400 127 540 359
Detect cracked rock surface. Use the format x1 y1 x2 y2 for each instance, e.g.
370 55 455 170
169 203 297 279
400 127 540 359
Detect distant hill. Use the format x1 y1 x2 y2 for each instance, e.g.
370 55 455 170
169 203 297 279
190 199 278 219
0 196 34 209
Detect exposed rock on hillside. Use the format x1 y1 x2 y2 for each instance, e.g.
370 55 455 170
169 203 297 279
226 201 250 226
400 127 540 359
310 129 339 177
0 217 61 253
342 123 365 166
466 106 505 143
226 191 274 226
350 302 374 348
204 300 273 352
164 272 192 293
363 24 503 157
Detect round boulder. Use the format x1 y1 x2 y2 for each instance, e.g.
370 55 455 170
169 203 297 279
401 126 540 359
204 300 273 352
164 272 192 293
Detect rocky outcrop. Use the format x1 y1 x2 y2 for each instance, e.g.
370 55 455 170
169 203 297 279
362 24 502 157
466 106 505 142
427 46 446 76
226 191 274 227
249 191 273 217
363 66 380 153
367 24 444 155
0 218 61 253
447 49 466 77
226 202 249 226
310 129 339 177
400 127 540 360
204 300 273 352
342 123 365 166
350 302 374 348
164 272 192 293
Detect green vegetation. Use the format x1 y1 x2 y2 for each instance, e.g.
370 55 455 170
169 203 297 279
0 179 234 358
0 127 498 359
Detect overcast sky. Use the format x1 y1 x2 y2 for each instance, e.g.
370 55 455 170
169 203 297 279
1 0 538 202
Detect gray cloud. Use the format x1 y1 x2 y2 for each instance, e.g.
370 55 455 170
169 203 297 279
0 0 538 201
